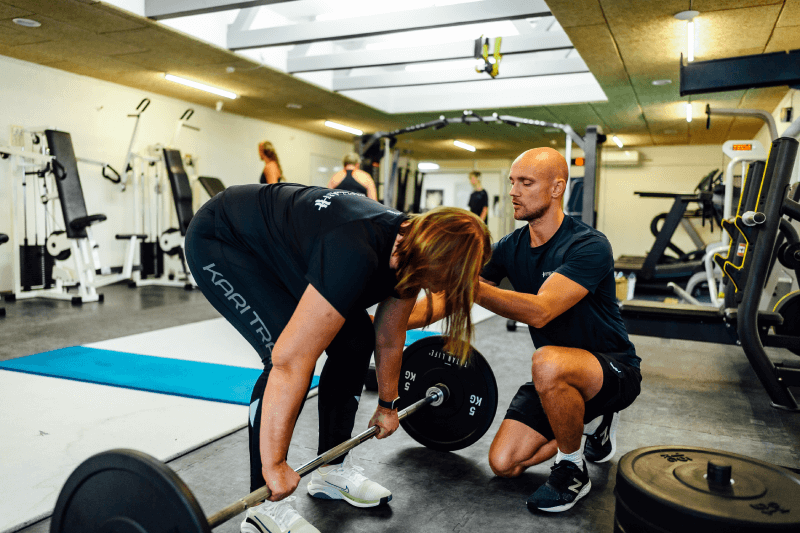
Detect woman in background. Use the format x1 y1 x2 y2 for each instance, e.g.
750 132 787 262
258 141 283 184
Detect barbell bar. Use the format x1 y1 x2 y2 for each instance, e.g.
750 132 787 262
51 336 498 532
206 384 449 528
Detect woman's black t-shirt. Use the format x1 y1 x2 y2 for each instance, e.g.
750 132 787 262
213 183 407 315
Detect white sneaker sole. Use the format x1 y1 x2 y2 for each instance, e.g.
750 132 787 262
240 520 263 533
307 481 391 508
534 481 592 513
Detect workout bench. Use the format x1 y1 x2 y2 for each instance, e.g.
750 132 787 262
132 148 196 289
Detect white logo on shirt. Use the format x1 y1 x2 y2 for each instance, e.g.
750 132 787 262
542 271 555 278
314 190 362 210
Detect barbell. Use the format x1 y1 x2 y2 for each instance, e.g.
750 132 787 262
49 335 499 533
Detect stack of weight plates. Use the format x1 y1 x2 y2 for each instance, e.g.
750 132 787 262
615 446 800 532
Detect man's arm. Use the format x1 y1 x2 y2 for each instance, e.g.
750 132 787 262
407 291 447 330
476 273 588 329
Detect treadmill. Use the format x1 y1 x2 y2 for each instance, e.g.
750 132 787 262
615 170 725 291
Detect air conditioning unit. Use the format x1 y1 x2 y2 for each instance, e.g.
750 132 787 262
603 150 640 166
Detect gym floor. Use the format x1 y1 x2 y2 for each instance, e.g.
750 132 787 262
3 284 800 533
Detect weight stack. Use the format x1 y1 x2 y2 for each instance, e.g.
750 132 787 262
20 245 54 290
614 445 800 532
140 241 163 279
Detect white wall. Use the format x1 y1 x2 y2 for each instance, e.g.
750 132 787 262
0 55 350 291
416 164 507 241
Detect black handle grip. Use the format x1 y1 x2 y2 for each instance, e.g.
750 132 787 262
52 159 67 180
180 108 194 121
706 104 711 130
103 164 121 184
137 98 151 113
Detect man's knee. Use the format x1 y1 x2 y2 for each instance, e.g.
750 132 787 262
531 346 566 389
488 446 523 478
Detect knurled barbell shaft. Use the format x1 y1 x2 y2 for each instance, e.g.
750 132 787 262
206 386 446 529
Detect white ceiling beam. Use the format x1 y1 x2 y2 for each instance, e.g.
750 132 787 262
227 0 550 50
331 57 588 91
287 32 573 73
145 0 292 20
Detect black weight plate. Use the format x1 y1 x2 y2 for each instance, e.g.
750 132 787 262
397 336 498 451
51 449 210 533
774 291 800 356
615 446 800 532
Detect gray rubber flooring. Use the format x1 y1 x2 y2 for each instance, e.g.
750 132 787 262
4 283 800 533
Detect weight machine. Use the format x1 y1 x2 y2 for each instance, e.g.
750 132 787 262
668 140 768 305
620 116 800 410
0 233 7 317
123 106 199 289
1 128 141 304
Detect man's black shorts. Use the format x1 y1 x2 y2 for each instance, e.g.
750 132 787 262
504 351 641 441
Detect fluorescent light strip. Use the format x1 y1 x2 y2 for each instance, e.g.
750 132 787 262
324 121 363 135
612 135 623 148
687 20 695 62
453 140 476 152
165 74 237 99
418 162 440 170
686 102 693 123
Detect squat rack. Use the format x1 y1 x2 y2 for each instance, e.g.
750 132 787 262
358 110 605 227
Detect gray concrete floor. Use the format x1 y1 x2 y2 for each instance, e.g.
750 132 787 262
4 283 800 533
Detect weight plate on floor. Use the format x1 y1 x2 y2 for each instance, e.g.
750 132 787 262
773 291 800 356
614 445 800 533
397 335 498 451
50 449 210 533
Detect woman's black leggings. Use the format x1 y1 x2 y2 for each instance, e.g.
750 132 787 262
185 196 375 492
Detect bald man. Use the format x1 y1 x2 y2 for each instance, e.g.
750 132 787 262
408 147 641 514
477 147 641 513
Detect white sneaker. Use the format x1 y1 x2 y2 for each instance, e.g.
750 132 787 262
240 496 319 533
307 453 392 508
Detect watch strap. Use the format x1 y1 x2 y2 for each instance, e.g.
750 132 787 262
378 397 399 410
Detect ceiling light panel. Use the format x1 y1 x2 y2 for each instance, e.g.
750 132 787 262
342 72 606 114
155 0 603 115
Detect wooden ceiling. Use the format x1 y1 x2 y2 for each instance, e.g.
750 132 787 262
1 0 798 159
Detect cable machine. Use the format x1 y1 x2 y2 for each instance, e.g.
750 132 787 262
357 110 605 227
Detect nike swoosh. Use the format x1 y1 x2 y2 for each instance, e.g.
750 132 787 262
327 481 350 493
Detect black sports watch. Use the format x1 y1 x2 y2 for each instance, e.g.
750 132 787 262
378 396 400 410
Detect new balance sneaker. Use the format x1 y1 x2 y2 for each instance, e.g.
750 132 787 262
526 460 591 513
307 453 392 508
584 412 619 463
240 496 319 533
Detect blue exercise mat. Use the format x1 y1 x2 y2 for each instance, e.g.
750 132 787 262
405 329 440 345
0 346 318 406
0 331 437 405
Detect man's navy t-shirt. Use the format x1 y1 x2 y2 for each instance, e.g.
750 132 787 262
481 216 639 369
212 183 407 317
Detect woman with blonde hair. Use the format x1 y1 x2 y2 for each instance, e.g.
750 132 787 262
258 140 283 184
328 152 378 200
185 182 490 533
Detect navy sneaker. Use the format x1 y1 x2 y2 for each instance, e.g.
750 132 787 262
526 460 591 513
584 412 619 463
